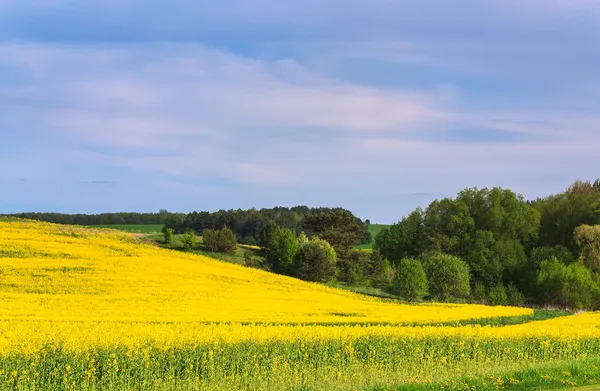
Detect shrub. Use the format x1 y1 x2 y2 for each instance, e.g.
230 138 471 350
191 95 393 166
163 228 174 245
423 253 471 300
294 237 337 283
488 283 508 306
182 229 197 251
202 227 237 254
266 227 300 275
393 258 428 301
536 258 600 310
506 282 525 306
472 282 487 303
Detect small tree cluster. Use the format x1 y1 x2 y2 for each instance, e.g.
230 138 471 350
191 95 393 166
202 227 237 254
536 257 600 310
182 229 197 251
265 228 337 283
163 228 174 244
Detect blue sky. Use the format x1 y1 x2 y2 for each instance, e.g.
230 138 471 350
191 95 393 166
1 1 599 223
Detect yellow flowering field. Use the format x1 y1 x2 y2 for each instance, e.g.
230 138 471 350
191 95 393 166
1 219 599 391
0 220 529 324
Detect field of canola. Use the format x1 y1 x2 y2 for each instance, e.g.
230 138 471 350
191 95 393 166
0 219 599 390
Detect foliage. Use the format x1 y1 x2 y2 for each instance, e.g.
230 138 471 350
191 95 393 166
487 283 508 306
294 236 337 283
423 253 471 300
202 227 237 254
337 250 371 285
265 226 300 274
368 249 395 289
534 179 600 250
375 209 424 263
506 282 526 306
393 258 428 301
181 229 197 251
163 228 174 244
536 258 600 310
575 224 600 273
303 210 365 257
472 282 487 303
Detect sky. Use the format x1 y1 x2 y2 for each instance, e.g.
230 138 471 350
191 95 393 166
1 1 599 223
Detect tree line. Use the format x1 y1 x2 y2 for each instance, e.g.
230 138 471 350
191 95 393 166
162 206 372 246
375 179 600 309
5 211 172 226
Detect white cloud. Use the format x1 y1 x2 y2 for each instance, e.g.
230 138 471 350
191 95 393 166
1 41 599 214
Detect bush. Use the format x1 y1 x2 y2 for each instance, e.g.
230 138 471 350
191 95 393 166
423 253 471 300
202 227 237 254
182 229 197 251
506 282 525 306
337 250 370 285
393 258 428 301
243 251 262 269
294 237 337 283
266 227 300 275
163 228 174 245
488 283 508 306
472 282 487 303
369 250 395 289
575 225 600 273
536 257 600 310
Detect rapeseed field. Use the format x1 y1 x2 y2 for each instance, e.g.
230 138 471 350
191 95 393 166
0 219 599 390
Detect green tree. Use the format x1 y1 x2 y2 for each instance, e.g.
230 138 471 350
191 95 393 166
303 210 364 257
487 283 508 306
394 258 428 301
182 229 197 251
266 227 300 275
506 282 525 306
534 180 600 250
423 253 471 300
337 250 370 285
294 237 337 283
472 282 487 303
369 249 395 289
163 228 174 245
574 225 600 273
258 221 279 248
376 209 424 263
203 227 237 253
536 258 599 310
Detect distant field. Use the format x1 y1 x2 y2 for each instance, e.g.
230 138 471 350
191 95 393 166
357 223 389 250
90 224 164 233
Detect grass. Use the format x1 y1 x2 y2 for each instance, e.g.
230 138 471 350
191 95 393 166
90 224 164 233
357 224 390 251
374 357 600 390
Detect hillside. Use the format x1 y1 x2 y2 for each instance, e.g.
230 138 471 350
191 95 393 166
0 219 529 324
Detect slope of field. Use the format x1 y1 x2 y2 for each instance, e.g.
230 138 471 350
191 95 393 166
3 219 600 391
0 219 528 324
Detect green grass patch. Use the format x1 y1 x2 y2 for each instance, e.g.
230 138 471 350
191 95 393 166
357 224 389 250
90 224 164 233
